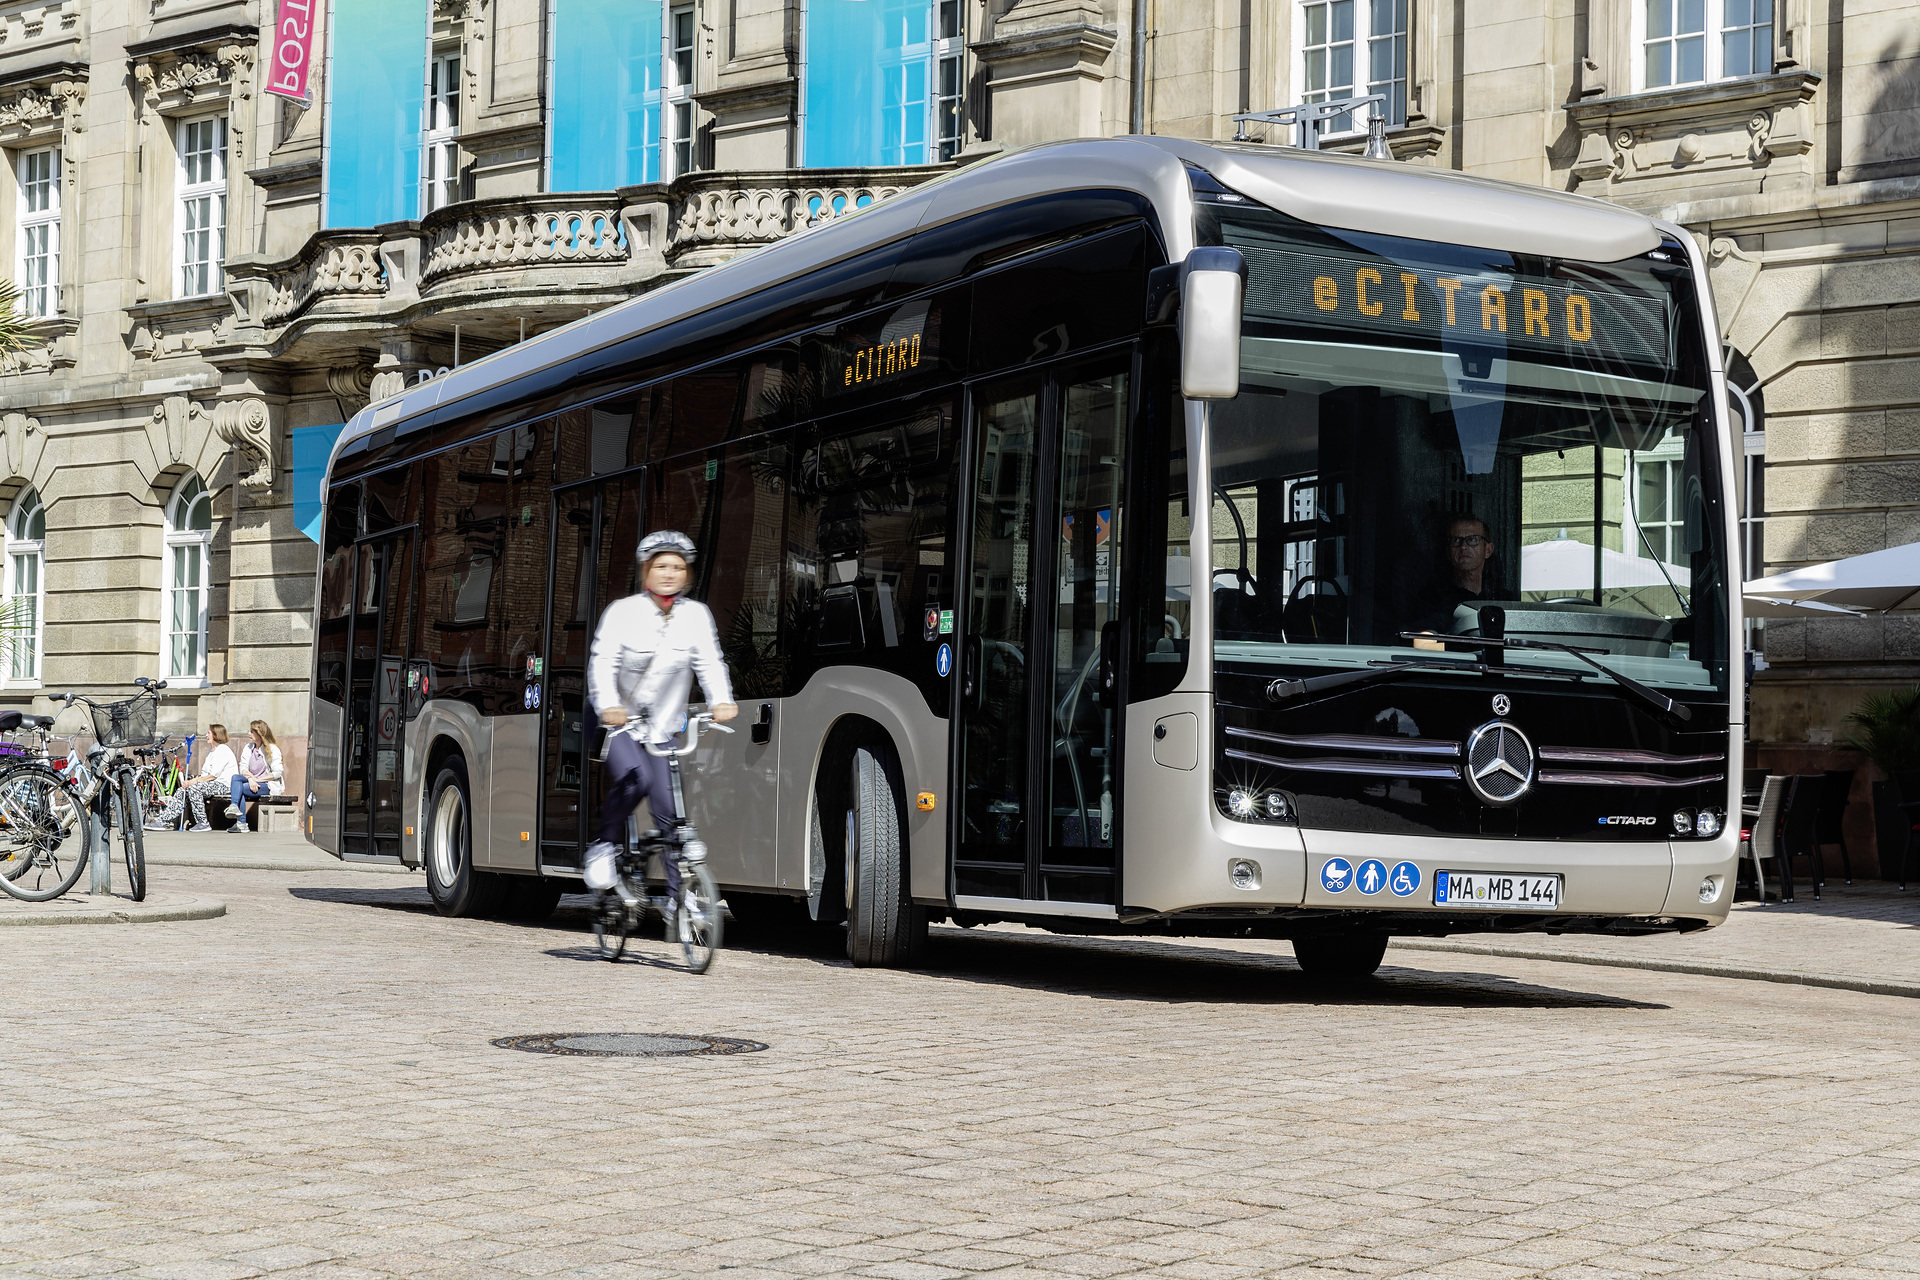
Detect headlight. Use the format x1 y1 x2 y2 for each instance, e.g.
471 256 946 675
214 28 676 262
1694 809 1723 838
1227 789 1257 819
1263 792 1291 820
1671 808 1695 835
1230 858 1262 890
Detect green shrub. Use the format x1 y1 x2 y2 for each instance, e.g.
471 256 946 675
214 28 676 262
1844 686 1920 776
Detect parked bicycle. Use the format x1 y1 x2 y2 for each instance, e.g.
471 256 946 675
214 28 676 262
0 710 91 902
3 679 169 903
592 712 730 971
135 732 193 826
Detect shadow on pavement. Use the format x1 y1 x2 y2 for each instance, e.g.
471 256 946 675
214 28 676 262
286 885 1663 1008
924 928 1668 1010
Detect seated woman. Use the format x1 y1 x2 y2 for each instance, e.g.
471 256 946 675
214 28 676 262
147 724 237 832
225 720 284 833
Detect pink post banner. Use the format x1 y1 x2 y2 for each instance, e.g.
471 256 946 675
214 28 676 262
265 0 317 105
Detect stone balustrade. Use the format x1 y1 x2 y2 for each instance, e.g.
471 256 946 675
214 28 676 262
251 233 388 327
224 165 950 355
420 196 628 286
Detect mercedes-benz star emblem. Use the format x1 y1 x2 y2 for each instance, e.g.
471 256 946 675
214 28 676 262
1491 693 1511 716
1463 719 1535 806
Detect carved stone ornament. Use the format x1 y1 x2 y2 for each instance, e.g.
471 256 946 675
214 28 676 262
368 370 410 403
152 395 206 465
1 412 39 478
212 398 275 490
327 366 377 415
0 88 55 128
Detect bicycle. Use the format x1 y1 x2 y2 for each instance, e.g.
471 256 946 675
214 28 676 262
591 711 731 972
37 678 167 903
135 733 191 825
0 710 92 902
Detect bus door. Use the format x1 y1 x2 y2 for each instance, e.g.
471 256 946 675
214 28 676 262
539 474 645 874
340 531 416 859
956 359 1131 907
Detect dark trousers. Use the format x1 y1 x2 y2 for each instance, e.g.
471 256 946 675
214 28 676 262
597 729 678 845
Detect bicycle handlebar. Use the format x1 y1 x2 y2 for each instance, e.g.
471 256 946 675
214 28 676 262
637 712 735 758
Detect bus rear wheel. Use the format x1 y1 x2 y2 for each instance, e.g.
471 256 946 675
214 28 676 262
425 759 500 918
844 742 925 968
1292 933 1389 979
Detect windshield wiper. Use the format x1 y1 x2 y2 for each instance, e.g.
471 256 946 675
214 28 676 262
1266 656 1488 705
1399 632 1693 722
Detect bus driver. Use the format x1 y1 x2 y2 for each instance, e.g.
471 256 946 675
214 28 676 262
583 530 738 901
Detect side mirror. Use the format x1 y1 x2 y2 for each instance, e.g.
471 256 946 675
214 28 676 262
1180 247 1246 400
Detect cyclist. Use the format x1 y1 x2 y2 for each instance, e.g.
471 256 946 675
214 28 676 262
583 530 737 904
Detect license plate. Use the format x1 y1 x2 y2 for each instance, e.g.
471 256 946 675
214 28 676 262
1434 871 1562 910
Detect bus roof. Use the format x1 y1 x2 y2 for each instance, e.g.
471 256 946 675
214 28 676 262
328 137 1666 475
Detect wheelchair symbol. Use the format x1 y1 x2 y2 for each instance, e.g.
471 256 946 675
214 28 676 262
1389 861 1421 897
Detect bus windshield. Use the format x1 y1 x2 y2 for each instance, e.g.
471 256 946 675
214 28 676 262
1198 201 1731 696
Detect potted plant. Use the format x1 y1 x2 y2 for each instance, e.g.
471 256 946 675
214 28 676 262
1844 686 1920 881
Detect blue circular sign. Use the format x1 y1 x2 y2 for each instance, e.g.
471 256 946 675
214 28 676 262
1355 858 1389 896
522 685 534 710
935 643 953 677
1389 861 1421 897
1319 858 1353 893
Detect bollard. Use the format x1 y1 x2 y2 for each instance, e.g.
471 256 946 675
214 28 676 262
88 797 109 896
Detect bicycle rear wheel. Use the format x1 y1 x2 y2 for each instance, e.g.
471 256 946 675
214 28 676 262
592 891 632 960
118 775 146 902
676 859 722 973
0 768 91 902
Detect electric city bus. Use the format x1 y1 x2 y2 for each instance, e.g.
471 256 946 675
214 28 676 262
306 136 1743 975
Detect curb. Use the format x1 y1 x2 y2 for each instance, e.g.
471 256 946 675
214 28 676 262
0 896 227 927
144 855 416 875
1389 939 1920 1000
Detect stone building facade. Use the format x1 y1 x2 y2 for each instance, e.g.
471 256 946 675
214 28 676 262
0 0 1912 814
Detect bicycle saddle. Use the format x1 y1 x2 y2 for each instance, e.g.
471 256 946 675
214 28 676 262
0 710 42 732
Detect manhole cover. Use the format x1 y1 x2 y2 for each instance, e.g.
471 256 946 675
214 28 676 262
492 1033 768 1058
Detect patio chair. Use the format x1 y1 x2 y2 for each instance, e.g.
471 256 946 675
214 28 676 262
1777 775 1826 900
1739 775 1787 904
1813 768 1856 885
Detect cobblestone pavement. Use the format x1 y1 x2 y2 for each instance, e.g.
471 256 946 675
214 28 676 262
3 865 1918 1279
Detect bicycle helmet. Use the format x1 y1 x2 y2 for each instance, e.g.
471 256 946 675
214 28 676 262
635 529 697 566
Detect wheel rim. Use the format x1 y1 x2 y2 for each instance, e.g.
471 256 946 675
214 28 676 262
844 809 857 913
430 783 465 887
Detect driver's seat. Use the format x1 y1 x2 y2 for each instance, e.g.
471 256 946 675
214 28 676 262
1281 576 1348 644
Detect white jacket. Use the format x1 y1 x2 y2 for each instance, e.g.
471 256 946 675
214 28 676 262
587 592 734 740
199 742 238 785
238 742 285 796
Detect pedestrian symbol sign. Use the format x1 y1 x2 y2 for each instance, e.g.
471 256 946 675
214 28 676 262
1356 858 1388 895
935 643 953 677
1389 861 1421 897
1319 858 1353 892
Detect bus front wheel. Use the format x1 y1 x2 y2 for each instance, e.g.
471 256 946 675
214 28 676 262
844 742 926 967
425 758 500 918
1292 933 1389 979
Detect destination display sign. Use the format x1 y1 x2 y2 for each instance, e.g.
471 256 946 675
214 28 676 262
811 297 947 408
1232 236 1673 371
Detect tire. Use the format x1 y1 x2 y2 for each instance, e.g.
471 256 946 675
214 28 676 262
424 759 500 917
118 775 147 902
676 858 723 973
844 742 925 967
1292 933 1389 980
494 877 564 921
0 768 90 902
593 892 632 960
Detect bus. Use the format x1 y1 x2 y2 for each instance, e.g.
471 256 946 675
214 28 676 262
307 136 1742 977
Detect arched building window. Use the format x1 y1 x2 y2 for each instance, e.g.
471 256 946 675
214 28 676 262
5 487 45 683
164 474 212 681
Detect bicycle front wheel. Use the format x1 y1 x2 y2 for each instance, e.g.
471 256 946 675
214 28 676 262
118 775 146 902
676 859 722 973
0 768 91 902
592 892 632 960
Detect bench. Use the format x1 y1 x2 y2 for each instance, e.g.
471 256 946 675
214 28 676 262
250 794 300 834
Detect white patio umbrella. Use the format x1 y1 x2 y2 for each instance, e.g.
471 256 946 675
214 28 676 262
1744 540 1920 613
1740 595 1864 619
1519 537 1691 593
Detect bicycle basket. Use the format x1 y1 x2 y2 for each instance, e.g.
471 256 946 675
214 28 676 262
92 698 157 749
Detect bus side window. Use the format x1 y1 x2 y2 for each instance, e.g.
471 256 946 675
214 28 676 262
791 397 957 714
498 420 553 712
314 481 360 707
415 436 510 714
647 433 792 699
651 365 744 462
